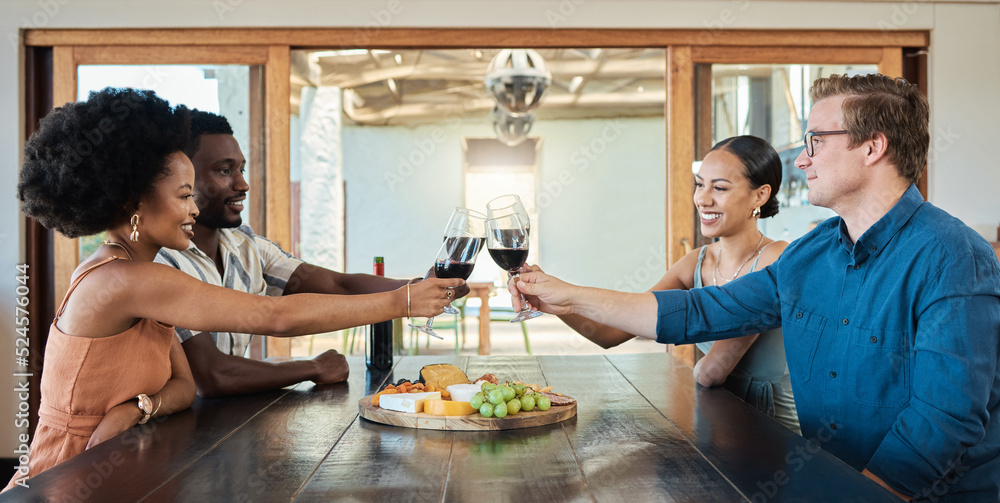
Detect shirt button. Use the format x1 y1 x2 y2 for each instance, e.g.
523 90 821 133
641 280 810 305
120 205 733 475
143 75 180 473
842 318 849 325
870 246 876 252
830 371 837 378
796 312 804 319
853 264 860 270
831 423 838 430
870 336 878 343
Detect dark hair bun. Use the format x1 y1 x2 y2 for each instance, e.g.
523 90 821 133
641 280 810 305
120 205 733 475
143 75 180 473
18 87 189 237
710 136 783 218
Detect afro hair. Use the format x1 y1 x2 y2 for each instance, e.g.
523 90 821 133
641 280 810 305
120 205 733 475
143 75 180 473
18 87 190 238
184 109 234 160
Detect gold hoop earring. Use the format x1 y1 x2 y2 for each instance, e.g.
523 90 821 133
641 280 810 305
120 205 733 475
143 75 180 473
751 207 761 219
130 213 140 243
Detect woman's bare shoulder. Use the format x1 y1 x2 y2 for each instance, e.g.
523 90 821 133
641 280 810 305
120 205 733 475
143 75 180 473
757 239 788 268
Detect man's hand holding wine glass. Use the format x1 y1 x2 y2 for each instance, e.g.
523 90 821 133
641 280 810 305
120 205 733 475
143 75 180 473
508 265 578 316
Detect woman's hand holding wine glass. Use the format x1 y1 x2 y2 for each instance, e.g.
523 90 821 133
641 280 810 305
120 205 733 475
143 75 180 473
409 208 486 339
401 278 468 318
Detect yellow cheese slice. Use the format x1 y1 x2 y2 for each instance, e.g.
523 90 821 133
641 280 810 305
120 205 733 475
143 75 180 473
423 399 476 416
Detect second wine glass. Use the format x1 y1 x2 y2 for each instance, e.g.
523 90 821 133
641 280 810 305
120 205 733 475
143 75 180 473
486 207 542 323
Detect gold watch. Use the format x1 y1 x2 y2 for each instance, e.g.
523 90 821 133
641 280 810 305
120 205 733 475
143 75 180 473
136 393 153 424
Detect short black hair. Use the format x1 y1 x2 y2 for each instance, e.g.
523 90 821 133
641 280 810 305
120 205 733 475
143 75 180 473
185 109 233 160
18 87 190 238
710 135 783 218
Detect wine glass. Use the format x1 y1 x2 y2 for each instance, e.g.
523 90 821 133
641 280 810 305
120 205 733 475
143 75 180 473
409 209 486 338
486 205 543 323
486 194 530 235
440 208 486 315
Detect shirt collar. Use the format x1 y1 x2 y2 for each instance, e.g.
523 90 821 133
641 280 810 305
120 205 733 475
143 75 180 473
841 184 923 262
186 228 232 259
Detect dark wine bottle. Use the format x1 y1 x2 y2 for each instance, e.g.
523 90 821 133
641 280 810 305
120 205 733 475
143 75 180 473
366 256 393 370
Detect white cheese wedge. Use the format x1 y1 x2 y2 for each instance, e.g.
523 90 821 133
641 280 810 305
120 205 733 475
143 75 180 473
447 383 483 404
378 391 442 413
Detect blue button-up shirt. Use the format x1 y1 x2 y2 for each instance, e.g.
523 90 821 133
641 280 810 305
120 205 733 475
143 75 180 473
654 185 1000 500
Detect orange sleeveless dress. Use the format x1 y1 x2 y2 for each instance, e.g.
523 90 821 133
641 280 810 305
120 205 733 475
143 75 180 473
5 257 175 491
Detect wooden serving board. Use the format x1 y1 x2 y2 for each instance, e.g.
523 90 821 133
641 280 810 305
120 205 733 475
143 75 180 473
358 395 576 431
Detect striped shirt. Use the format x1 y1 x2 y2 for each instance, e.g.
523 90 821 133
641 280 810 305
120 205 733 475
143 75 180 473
154 225 303 357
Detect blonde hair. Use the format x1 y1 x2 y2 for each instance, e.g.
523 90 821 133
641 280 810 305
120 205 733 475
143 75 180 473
810 74 929 183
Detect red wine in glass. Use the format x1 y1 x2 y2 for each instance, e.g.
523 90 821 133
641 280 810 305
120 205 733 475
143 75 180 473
434 260 476 280
410 208 486 339
485 208 542 322
487 248 528 273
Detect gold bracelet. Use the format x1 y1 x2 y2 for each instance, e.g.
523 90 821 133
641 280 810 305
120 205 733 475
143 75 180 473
151 394 162 417
406 283 411 318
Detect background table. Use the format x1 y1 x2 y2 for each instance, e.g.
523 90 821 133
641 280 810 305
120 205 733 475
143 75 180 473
6 354 898 502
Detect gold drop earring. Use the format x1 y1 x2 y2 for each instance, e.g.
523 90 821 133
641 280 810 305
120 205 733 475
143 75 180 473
130 213 140 243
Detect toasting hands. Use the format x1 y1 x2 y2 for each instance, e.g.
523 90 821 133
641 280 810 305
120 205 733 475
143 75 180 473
423 266 471 299
405 278 467 317
507 265 578 316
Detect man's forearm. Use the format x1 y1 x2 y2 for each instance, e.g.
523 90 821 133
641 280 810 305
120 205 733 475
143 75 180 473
286 262 409 295
183 333 320 398
336 273 409 295
195 356 319 398
572 288 659 339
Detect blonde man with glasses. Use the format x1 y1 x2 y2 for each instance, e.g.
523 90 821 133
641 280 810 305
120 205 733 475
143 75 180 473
510 74 999 502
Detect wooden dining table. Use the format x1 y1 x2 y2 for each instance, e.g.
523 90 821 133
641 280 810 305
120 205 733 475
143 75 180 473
6 353 898 502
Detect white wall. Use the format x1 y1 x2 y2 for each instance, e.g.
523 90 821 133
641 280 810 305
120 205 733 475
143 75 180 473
2 0 999 455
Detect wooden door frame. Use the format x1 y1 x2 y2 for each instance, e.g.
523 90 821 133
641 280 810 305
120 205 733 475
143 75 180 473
24 28 928 361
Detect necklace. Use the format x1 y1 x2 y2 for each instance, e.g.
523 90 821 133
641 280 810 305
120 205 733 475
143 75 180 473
713 232 765 286
101 240 134 260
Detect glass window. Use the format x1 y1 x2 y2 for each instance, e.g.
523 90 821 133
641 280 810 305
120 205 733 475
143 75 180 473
699 64 878 242
75 64 257 260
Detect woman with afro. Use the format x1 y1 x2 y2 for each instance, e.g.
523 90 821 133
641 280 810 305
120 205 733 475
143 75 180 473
7 87 462 490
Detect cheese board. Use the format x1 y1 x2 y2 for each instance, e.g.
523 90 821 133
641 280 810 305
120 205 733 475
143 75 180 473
358 394 576 431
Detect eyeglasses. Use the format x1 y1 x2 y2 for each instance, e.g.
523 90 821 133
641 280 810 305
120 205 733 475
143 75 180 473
802 130 849 157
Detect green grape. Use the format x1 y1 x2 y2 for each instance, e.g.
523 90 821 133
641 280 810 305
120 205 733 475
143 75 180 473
494 401 508 418
536 395 551 411
470 393 485 409
520 394 536 412
482 382 498 394
500 385 515 402
514 385 526 398
488 389 505 405
506 397 521 415
479 403 494 418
